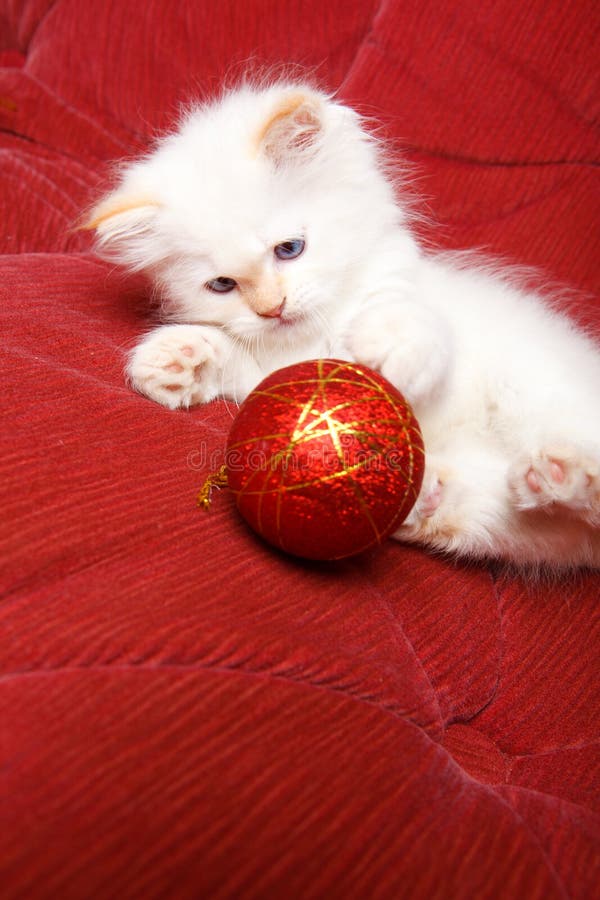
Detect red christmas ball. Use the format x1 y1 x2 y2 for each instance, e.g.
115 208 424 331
226 359 425 560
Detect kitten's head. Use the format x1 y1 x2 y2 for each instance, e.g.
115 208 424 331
85 81 405 346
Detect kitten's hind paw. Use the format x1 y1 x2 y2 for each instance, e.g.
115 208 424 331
508 445 600 523
395 470 444 536
127 325 220 409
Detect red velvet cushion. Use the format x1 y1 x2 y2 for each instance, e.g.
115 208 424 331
1 2 598 897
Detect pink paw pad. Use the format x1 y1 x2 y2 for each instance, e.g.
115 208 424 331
420 478 443 517
526 468 541 493
512 446 600 523
526 459 565 494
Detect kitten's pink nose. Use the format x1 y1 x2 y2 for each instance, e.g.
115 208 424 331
258 299 286 318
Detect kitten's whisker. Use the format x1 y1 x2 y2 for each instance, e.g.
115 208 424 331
219 331 247 418
311 306 335 351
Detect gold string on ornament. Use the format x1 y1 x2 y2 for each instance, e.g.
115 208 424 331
197 464 229 510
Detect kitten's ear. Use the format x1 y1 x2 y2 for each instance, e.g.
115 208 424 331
258 92 323 164
80 191 162 267
81 192 161 234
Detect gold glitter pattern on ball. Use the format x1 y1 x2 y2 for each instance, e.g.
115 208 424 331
226 359 425 560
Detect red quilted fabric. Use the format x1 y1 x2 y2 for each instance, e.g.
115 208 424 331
1 2 599 897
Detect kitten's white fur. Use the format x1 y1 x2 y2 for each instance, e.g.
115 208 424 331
87 80 600 570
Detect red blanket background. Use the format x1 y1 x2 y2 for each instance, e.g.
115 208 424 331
1 2 599 897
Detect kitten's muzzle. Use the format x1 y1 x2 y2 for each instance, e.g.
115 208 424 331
257 299 286 319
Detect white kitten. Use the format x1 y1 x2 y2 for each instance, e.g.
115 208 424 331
86 79 600 570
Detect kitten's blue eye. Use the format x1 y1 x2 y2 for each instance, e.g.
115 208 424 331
274 239 305 260
206 277 237 293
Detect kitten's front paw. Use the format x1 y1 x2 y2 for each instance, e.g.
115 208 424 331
128 325 220 409
508 445 600 523
347 304 451 408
